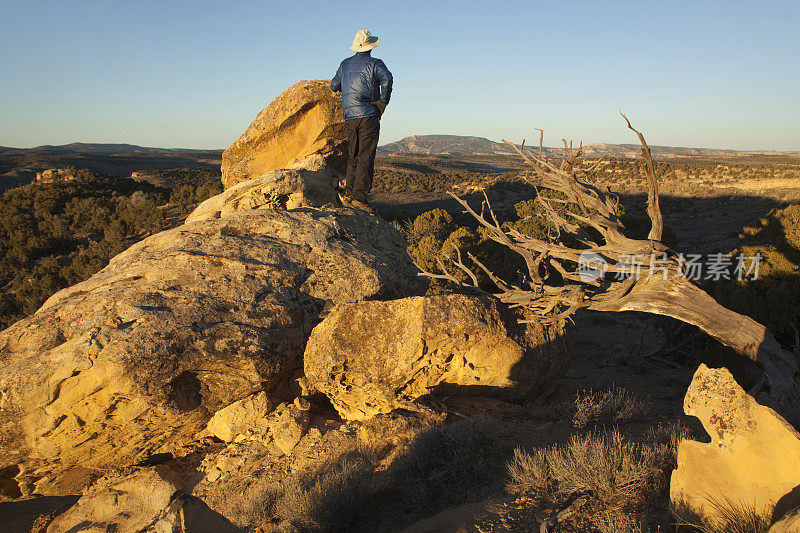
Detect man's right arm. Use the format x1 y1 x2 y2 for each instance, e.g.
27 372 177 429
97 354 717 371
330 65 342 93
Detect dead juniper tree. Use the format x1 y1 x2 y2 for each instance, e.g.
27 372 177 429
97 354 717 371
416 115 799 400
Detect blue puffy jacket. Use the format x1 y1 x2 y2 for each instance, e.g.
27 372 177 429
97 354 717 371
331 51 393 120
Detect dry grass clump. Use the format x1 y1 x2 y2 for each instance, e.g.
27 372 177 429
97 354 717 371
571 386 649 429
506 430 674 532
673 497 773 533
385 414 504 511
231 416 503 532
231 454 377 531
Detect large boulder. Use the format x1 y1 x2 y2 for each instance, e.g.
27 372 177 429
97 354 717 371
221 80 347 189
304 294 571 421
0 207 424 496
670 364 800 526
187 167 338 223
45 466 238 533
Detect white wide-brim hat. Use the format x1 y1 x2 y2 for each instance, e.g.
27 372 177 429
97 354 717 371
351 29 379 52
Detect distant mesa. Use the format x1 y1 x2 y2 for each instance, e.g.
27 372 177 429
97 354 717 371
377 134 523 156
376 134 800 159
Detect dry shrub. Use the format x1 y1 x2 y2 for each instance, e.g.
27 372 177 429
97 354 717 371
231 482 281 529
710 203 800 347
507 430 674 532
571 387 648 429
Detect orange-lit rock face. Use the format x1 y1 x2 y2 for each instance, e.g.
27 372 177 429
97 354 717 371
221 80 347 189
670 364 800 525
304 294 571 421
0 208 423 496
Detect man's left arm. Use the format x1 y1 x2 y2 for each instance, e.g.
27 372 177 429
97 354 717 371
375 60 393 103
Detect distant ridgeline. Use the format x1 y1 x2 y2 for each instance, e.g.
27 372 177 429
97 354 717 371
0 142 222 192
0 167 222 329
377 134 800 159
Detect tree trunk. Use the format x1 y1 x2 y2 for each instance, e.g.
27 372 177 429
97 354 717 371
589 273 799 397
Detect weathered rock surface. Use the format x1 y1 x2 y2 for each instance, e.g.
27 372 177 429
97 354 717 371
187 167 338 223
205 391 274 443
270 397 311 455
0 207 424 496
45 466 239 533
670 364 800 525
203 393 310 456
35 168 76 183
304 294 571 421
221 80 346 189
771 506 800 532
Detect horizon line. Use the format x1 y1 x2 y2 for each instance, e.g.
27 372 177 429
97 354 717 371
1 135 799 155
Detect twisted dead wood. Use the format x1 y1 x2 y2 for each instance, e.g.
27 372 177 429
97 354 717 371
416 118 799 398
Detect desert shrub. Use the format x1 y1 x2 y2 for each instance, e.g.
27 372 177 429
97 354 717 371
507 430 674 532
232 483 281 530
571 387 649 429
116 194 165 236
196 179 223 202
0 171 169 329
407 205 537 294
170 184 197 214
165 178 222 214
510 198 555 241
276 457 378 531
232 455 377 532
710 204 800 346
408 208 453 245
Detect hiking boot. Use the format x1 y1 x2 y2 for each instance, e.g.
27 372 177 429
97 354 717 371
338 192 353 205
350 199 374 213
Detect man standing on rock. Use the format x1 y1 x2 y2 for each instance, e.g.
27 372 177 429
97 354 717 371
331 30 393 212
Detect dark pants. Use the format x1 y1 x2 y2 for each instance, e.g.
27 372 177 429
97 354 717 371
345 115 380 203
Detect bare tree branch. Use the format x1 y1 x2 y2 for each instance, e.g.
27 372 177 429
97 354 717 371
620 110 663 241
416 118 799 400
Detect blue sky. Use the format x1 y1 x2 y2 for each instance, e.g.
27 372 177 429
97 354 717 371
1 0 798 150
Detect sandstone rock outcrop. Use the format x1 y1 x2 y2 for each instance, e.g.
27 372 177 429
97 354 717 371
269 397 311 455
204 393 310 456
35 168 76 183
0 207 424 496
187 167 338 223
304 294 571 421
670 364 800 525
205 391 274 443
221 80 346 189
45 466 238 533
